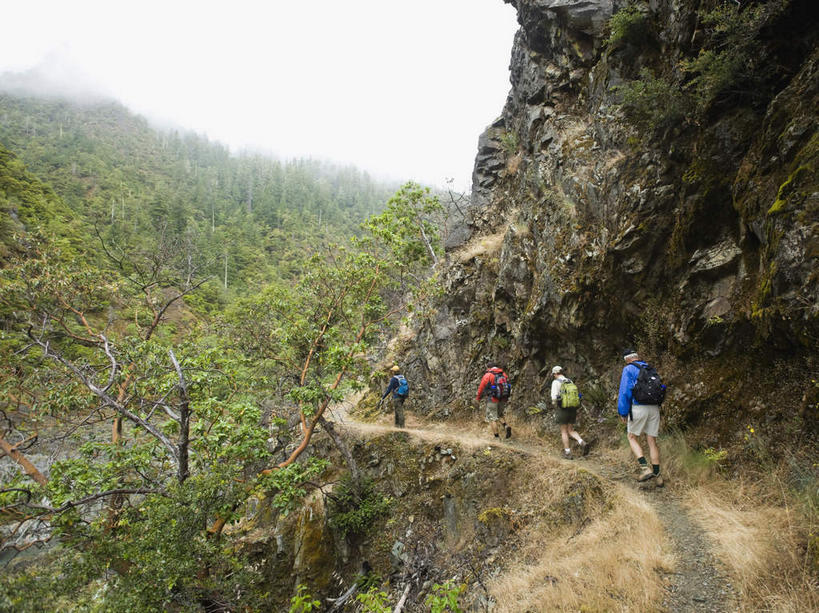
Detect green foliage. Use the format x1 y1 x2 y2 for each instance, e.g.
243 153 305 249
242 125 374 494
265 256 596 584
363 181 444 270
614 68 689 137
289 584 322 613
0 144 82 259
356 586 391 612
614 0 791 138
257 456 330 514
682 1 788 116
0 97 443 610
500 131 519 155
328 476 393 537
606 4 651 48
424 580 465 613
0 93 398 291
1 475 269 612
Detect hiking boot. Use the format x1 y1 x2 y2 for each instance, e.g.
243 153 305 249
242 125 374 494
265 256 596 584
637 466 655 482
563 450 573 460
655 474 665 487
505 425 512 439
579 441 589 456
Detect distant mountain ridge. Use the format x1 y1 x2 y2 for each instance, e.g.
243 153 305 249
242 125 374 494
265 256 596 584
0 87 399 290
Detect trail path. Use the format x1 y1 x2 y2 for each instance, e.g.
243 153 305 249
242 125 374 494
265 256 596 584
327 404 740 612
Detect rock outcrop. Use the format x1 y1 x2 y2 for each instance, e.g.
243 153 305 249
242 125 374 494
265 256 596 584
400 0 818 444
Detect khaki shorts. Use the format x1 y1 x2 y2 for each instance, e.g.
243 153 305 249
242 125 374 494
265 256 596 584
628 404 660 437
484 398 507 422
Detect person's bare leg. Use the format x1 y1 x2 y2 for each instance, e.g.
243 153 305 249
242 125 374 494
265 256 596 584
560 425 570 449
646 435 660 465
568 425 583 443
627 432 644 459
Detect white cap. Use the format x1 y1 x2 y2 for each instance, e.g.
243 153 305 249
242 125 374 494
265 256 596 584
551 365 563 374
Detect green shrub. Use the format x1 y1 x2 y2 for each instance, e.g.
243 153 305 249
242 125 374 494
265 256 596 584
425 580 465 613
500 131 519 155
682 1 788 115
614 68 688 137
606 4 651 48
356 586 391 612
328 476 393 537
289 584 321 613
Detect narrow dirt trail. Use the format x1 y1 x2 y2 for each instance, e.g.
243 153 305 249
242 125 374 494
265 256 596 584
328 404 740 612
581 460 739 612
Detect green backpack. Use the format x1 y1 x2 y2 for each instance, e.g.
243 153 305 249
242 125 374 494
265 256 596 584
559 379 580 409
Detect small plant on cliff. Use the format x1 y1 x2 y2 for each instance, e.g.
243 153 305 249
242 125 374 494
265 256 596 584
682 1 789 116
425 580 465 613
356 587 391 612
614 67 689 137
289 585 321 613
606 3 651 48
328 476 393 537
500 131 519 155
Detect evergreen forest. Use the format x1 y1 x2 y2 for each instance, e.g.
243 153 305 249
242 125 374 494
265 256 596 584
0 89 446 611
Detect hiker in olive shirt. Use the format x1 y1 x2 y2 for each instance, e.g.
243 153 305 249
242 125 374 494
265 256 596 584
381 365 408 427
550 365 588 459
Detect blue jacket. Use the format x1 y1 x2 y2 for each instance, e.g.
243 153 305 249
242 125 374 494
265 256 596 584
617 361 646 417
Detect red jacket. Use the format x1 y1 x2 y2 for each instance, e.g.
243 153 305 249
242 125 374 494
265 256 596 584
477 367 506 403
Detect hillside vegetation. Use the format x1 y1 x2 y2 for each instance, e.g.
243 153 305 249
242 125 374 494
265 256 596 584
0 92 397 294
1 0 818 610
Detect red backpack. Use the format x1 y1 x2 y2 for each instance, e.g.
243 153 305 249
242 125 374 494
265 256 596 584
489 370 511 400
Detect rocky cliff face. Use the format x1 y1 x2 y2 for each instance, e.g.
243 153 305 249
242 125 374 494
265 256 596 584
402 0 818 445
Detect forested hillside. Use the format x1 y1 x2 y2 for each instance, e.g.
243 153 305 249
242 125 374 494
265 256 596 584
0 92 397 293
0 86 448 611
1 1 817 611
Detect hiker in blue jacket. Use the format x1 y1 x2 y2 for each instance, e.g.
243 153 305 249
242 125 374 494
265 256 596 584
618 349 663 485
381 365 408 428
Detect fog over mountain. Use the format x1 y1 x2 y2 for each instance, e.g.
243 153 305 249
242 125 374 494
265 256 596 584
0 1 519 190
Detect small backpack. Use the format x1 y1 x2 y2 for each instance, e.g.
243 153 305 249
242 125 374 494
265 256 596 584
632 363 666 405
490 371 511 400
559 379 580 408
395 375 409 397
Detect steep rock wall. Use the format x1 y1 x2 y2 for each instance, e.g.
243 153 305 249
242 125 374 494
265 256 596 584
401 0 818 444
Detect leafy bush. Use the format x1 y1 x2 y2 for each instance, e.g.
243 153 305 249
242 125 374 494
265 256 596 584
682 1 788 115
614 68 689 137
424 580 466 613
328 476 393 537
257 456 330 515
355 586 391 612
289 584 321 613
614 0 791 137
606 4 651 48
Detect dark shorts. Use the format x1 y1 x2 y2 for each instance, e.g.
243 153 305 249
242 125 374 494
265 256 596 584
555 406 577 425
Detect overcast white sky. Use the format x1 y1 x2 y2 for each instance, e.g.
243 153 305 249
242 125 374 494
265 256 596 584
0 0 519 191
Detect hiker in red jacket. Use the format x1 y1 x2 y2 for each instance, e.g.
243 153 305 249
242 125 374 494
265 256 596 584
476 362 512 439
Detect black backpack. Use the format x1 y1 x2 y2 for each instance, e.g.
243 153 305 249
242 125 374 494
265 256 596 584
632 363 666 405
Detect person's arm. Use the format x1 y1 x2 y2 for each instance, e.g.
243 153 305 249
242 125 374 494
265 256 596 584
550 379 561 405
476 374 489 402
617 366 636 417
383 376 398 399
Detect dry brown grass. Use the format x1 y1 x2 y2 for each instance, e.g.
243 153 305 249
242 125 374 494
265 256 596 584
453 232 505 263
687 485 818 613
486 463 673 612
